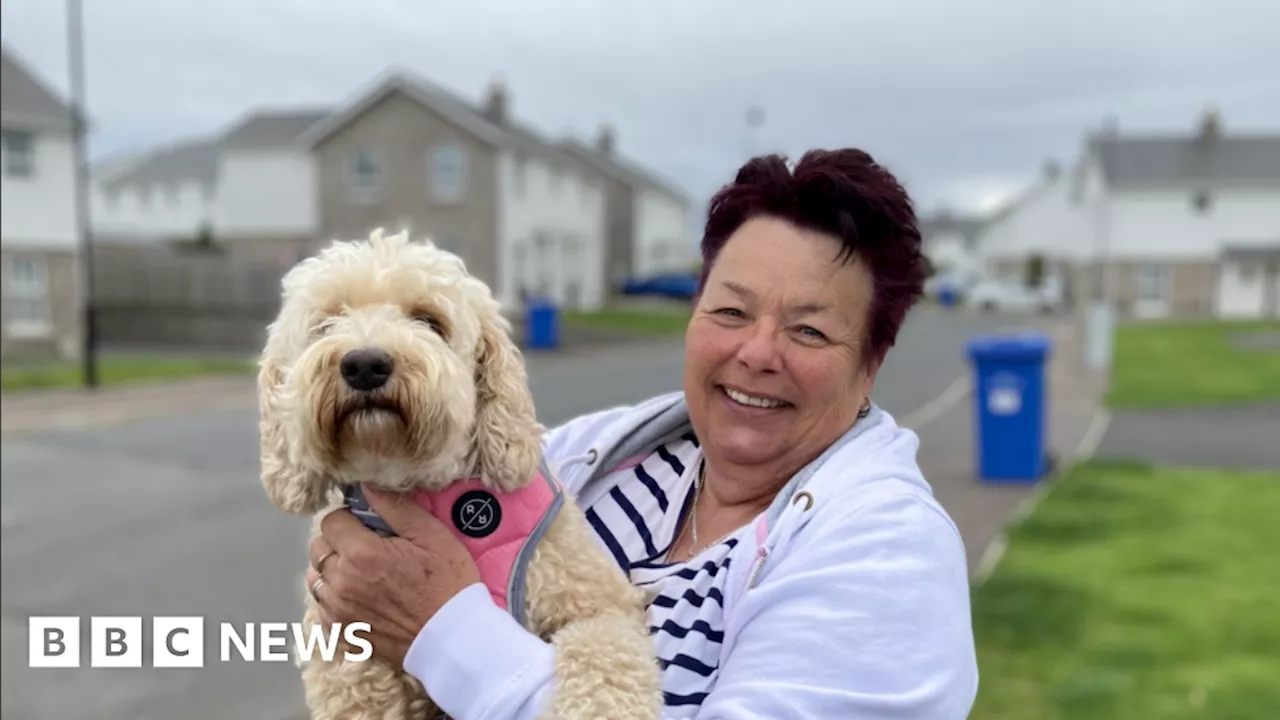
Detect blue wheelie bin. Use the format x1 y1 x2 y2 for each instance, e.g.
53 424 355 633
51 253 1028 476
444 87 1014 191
524 297 560 350
965 332 1052 483
937 285 959 309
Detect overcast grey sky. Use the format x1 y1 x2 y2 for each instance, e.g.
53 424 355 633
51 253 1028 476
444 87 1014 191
3 0 1278 217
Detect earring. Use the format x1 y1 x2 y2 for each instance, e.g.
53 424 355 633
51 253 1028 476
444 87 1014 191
857 399 871 419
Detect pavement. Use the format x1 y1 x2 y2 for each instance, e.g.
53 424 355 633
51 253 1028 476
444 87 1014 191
1093 401 1280 471
910 314 1109 576
0 306 1097 720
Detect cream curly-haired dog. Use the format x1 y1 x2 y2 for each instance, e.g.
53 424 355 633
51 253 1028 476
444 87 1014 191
257 228 662 719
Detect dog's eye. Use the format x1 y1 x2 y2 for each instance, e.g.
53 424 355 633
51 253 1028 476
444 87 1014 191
413 314 445 336
311 318 338 337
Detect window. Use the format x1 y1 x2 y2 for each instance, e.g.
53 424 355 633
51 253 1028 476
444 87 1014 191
1136 264 1169 301
429 145 467 202
4 255 50 334
347 148 381 201
1 130 34 177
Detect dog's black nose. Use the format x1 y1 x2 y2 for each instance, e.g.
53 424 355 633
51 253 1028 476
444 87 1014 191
340 348 394 391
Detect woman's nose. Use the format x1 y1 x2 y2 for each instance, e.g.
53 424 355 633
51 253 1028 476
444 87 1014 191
734 322 783 372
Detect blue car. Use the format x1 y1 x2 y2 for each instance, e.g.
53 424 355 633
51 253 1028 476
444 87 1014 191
621 274 699 299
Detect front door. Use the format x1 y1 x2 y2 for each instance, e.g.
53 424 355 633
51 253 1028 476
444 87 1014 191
1215 261 1266 318
1133 263 1171 319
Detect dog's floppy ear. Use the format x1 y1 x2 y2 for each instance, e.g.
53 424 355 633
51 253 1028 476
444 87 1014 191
468 311 544 491
258 356 332 515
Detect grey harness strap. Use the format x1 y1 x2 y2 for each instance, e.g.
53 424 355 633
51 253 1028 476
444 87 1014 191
506 454 565 628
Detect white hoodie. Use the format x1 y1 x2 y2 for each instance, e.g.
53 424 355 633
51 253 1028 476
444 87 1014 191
403 391 979 719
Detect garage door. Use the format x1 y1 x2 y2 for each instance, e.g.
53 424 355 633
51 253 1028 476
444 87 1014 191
1216 261 1266 318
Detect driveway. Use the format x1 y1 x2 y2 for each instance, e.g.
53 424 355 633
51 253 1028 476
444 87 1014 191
1094 401 1280 471
0 305 1040 720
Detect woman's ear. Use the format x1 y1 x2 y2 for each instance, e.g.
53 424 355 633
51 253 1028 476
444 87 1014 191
467 312 544 491
258 357 332 515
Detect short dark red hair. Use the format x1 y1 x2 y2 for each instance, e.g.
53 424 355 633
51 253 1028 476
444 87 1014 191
698 149 927 363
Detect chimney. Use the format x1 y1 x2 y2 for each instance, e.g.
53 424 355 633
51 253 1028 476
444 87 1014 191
484 77 508 125
1199 106 1222 140
596 123 616 155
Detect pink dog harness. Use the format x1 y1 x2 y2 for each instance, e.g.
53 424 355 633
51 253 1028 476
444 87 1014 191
345 456 564 626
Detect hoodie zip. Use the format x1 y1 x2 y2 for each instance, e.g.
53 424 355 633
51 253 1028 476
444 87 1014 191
746 546 770 589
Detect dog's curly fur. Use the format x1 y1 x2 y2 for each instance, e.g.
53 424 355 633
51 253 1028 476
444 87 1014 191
257 228 663 720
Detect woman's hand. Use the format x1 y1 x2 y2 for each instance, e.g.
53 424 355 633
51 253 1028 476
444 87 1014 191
306 485 481 667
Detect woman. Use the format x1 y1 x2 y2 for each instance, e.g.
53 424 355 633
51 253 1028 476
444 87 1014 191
308 149 979 719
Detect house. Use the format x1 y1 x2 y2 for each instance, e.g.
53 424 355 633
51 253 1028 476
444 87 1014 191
1077 110 1280 319
973 159 1091 305
560 126 694 292
976 110 1280 319
919 209 987 289
83 64 685 317
296 69 611 311
210 108 328 261
0 44 82 359
90 108 326 259
90 135 221 243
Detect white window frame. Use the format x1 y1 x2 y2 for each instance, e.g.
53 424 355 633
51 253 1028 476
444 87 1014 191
346 147 381 203
5 254 52 337
1 129 35 178
1136 263 1169 301
428 145 468 203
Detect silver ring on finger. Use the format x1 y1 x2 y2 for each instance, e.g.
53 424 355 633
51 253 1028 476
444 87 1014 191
309 576 325 602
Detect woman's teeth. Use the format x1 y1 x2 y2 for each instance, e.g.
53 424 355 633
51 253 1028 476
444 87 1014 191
725 387 786 408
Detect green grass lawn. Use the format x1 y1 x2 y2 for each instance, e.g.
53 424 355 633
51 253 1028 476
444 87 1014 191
1106 319 1280 409
970 460 1280 720
1 354 255 392
560 304 692 337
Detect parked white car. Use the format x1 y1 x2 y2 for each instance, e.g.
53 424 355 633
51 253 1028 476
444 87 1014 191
966 276 1065 314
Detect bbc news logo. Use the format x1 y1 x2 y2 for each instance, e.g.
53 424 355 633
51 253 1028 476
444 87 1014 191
28 617 372 668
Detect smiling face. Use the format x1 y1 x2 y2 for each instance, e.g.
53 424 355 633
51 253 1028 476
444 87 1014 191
683 215 880 477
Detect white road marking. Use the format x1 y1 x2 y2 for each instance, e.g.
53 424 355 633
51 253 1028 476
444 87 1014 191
1074 408 1113 461
972 534 1007 585
898 374 972 430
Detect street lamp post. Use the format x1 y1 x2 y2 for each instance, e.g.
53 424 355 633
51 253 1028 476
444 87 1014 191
67 0 98 388
1084 123 1116 374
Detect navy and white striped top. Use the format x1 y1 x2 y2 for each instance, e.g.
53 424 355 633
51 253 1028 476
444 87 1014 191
583 432 752 716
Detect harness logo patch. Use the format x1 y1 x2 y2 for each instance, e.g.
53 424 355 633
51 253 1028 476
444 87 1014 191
452 490 501 538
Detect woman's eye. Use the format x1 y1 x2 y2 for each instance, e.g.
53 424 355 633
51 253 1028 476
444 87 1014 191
715 307 745 318
798 326 827 341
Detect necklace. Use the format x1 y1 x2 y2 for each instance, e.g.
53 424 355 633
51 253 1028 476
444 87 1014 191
686 462 705 558
669 459 735 562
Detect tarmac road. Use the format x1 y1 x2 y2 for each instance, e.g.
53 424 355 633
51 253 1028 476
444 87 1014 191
0 306 1034 720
